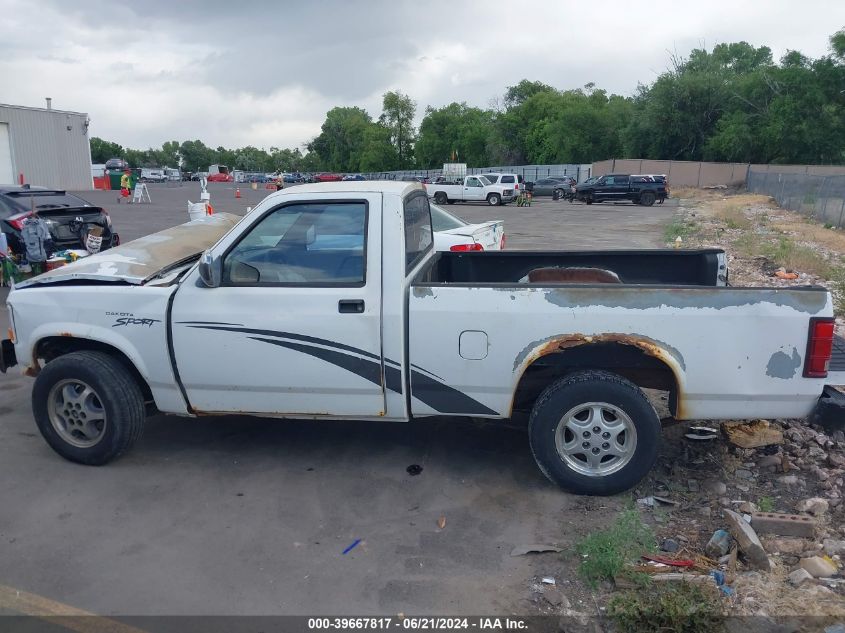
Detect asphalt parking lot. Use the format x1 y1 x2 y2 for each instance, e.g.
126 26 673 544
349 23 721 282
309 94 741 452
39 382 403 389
0 182 677 618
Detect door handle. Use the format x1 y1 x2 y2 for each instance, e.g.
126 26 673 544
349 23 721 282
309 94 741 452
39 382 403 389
338 299 365 314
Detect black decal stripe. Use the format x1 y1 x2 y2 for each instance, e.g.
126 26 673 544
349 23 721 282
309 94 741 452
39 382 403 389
176 320 244 326
189 325 383 363
248 337 385 389
192 324 494 416
410 371 498 416
410 363 443 381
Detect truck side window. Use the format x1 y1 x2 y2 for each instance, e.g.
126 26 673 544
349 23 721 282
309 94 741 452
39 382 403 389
404 192 433 273
222 202 367 286
467 177 481 188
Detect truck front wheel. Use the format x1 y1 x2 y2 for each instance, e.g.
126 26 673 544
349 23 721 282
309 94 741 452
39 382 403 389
640 191 656 206
32 351 146 465
434 191 448 205
528 370 660 495
487 193 501 206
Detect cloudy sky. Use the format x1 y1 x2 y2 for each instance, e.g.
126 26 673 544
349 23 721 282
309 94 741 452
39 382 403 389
1 0 843 151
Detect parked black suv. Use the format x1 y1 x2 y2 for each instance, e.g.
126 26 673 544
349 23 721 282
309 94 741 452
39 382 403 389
0 186 118 256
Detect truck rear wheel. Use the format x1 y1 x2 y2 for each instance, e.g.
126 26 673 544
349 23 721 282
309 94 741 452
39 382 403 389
528 370 660 495
640 191 656 206
487 193 501 206
434 191 448 205
32 351 146 465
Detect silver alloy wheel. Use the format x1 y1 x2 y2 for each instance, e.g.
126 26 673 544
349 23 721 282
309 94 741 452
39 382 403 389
47 379 107 448
554 401 637 477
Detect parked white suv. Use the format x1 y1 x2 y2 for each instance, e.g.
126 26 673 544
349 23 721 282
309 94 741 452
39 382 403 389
481 173 525 195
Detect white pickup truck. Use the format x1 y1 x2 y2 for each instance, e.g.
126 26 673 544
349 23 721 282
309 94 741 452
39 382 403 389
2 181 843 495
425 175 515 206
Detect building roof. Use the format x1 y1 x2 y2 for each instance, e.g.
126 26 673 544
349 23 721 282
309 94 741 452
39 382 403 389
0 103 89 117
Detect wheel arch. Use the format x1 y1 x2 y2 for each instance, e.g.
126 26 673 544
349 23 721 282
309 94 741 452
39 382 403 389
32 336 154 404
510 334 687 419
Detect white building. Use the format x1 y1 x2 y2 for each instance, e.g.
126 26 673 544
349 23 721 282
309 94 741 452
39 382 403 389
0 100 93 190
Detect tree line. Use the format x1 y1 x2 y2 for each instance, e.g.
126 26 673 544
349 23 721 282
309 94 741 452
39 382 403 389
91 30 845 173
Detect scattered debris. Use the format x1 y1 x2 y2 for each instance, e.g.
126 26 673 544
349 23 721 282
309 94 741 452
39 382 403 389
406 464 423 476
637 495 677 508
542 587 568 607
724 509 771 571
788 567 814 587
775 270 800 280
541 576 556 585
687 479 700 492
703 481 728 495
705 530 732 559
799 556 838 578
723 420 784 448
341 539 361 555
437 516 446 529
751 512 817 538
761 537 813 555
660 538 680 553
738 501 758 514
823 539 845 556
642 554 694 568
510 543 564 556
684 426 719 441
757 454 782 469
796 497 830 517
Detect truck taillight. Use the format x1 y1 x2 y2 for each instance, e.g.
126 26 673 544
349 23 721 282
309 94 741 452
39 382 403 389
804 317 835 378
450 243 484 252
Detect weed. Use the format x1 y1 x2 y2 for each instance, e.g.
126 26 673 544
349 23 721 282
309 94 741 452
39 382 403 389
762 236 833 278
608 582 724 633
664 218 698 244
576 510 655 587
716 205 752 230
734 232 762 257
757 496 775 513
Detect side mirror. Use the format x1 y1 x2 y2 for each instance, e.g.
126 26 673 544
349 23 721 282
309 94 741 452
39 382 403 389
198 251 222 288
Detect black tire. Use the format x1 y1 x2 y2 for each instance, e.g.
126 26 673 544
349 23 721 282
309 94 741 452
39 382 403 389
434 191 448 205
585 196 593 205
487 193 501 206
640 191 656 207
32 351 146 465
553 189 562 201
528 370 660 495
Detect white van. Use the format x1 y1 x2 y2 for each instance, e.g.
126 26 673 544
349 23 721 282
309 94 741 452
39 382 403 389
140 168 166 183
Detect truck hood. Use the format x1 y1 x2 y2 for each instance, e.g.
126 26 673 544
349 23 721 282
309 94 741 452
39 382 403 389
14 213 241 288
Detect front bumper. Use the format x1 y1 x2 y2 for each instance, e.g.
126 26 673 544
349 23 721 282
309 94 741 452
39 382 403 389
0 339 16 373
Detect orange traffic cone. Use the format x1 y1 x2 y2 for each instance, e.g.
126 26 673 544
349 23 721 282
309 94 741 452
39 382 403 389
235 188 241 199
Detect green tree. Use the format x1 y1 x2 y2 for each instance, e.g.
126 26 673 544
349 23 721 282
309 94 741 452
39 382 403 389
307 107 372 171
358 123 400 172
378 91 416 168
416 103 494 168
179 140 216 172
89 137 123 163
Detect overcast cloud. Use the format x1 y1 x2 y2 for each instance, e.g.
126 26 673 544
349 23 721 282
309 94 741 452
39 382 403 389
1 0 843 150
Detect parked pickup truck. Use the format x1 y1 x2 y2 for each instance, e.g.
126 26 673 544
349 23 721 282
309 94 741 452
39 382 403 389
425 175 514 206
574 174 667 206
2 181 843 495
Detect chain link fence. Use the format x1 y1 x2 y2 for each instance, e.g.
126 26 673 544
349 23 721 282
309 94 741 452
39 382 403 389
748 169 845 227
